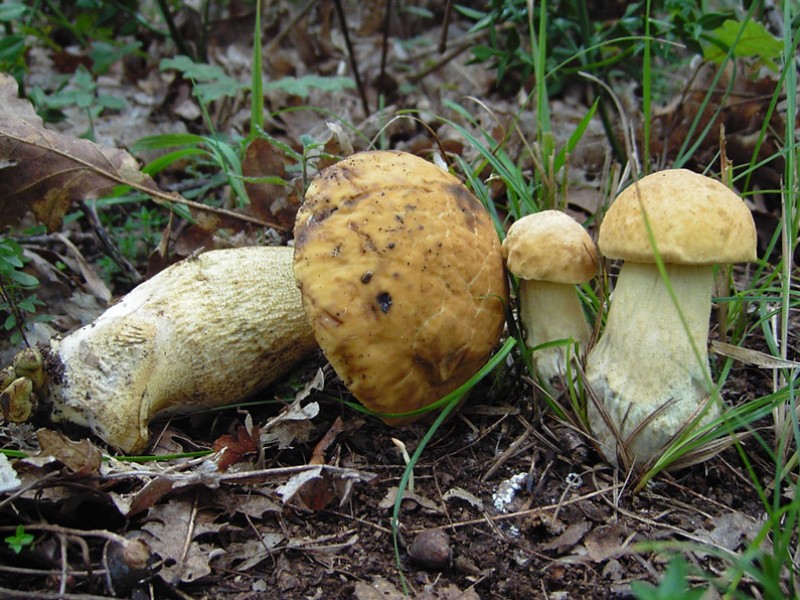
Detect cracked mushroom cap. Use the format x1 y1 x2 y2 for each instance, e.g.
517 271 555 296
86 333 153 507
599 169 757 264
502 210 598 283
293 150 508 421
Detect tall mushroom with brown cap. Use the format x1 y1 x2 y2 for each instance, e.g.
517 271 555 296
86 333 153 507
501 210 598 389
586 169 757 467
293 150 508 422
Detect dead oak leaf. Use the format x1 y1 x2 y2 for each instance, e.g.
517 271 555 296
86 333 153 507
212 420 261 471
142 499 223 584
0 73 163 232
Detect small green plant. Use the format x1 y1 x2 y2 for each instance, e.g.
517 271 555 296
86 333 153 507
0 237 45 346
28 65 127 138
4 524 34 554
0 3 29 85
631 556 707 600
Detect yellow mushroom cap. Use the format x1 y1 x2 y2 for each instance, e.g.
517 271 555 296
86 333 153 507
599 169 757 264
293 150 508 421
502 210 598 284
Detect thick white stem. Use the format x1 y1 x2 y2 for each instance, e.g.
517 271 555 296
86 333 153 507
519 279 591 387
586 262 720 466
47 246 316 453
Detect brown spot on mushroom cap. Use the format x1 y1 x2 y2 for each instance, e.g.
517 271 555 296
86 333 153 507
502 210 598 283
599 169 757 265
293 150 508 420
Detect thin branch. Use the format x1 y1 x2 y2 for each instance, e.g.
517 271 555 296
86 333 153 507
332 0 370 116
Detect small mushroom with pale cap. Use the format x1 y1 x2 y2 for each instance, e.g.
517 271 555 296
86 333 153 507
586 169 757 468
293 150 508 422
501 210 598 389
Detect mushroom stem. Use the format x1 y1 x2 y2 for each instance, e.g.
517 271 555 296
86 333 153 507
518 279 590 386
586 262 719 466
44 246 316 453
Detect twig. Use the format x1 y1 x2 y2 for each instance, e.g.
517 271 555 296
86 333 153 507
480 429 531 482
177 491 200 582
0 129 287 231
266 0 318 53
154 0 196 60
411 480 624 534
79 200 143 285
0 523 128 546
439 0 454 54
332 0 370 116
0 588 113 600
379 0 393 92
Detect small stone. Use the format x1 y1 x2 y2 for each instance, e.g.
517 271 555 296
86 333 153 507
407 529 451 570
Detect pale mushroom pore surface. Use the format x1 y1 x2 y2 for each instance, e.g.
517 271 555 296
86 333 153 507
293 150 508 420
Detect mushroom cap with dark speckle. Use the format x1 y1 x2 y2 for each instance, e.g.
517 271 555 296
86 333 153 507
293 150 508 421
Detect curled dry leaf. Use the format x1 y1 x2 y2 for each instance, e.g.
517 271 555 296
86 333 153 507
0 73 162 232
36 428 103 476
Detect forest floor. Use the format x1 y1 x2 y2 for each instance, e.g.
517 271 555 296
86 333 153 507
0 2 795 598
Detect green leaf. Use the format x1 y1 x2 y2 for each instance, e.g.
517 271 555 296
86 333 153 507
132 133 208 151
160 55 247 103
703 19 783 70
160 55 225 81
0 3 27 21
9 270 38 287
5 525 34 554
631 556 708 600
141 147 207 175
0 35 25 62
263 75 355 99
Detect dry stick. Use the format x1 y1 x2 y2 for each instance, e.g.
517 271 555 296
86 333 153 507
332 0 370 117
79 200 143 285
378 0 393 93
266 0 318 53
0 588 114 600
439 0 454 54
177 491 200 580
412 481 624 534
0 130 287 231
0 523 129 545
406 43 472 85
0 565 101 578
480 428 531 482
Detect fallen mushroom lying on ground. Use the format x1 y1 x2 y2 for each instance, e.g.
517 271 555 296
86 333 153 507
1 150 510 452
1 246 317 453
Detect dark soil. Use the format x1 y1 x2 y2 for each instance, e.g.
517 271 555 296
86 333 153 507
0 356 779 599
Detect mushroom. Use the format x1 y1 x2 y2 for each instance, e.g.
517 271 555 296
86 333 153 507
1 246 317 453
501 210 598 389
586 169 757 467
293 150 508 422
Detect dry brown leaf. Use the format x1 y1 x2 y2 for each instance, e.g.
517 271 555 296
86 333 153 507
142 499 223 583
36 428 103 476
582 522 630 562
242 137 300 230
212 418 261 471
0 73 162 232
541 519 592 554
